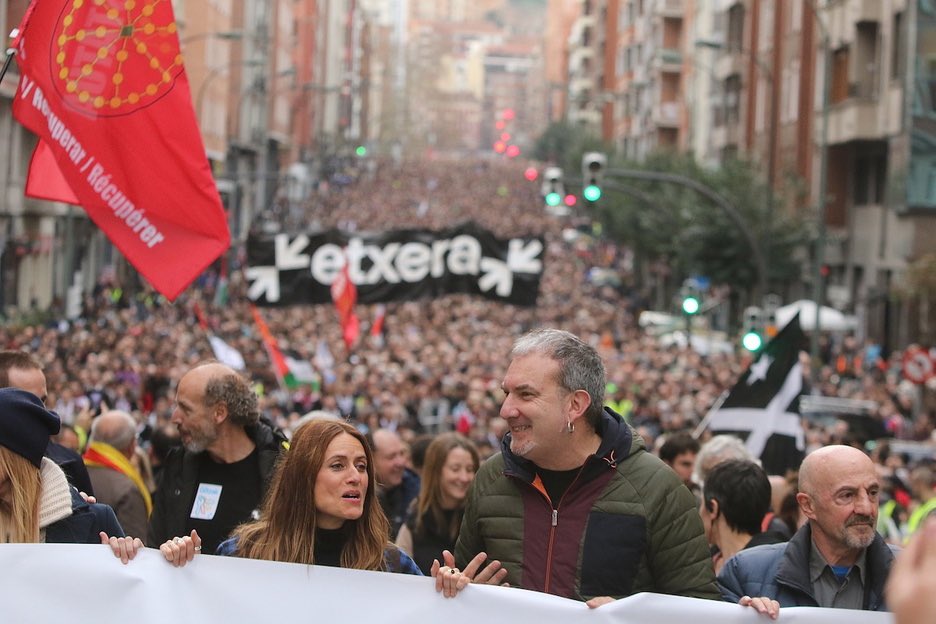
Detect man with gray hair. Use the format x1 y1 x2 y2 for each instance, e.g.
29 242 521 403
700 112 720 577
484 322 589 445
454 328 719 606
694 434 757 486
84 410 150 541
148 362 288 553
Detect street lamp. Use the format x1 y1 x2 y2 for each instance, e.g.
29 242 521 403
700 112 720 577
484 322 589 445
195 59 265 123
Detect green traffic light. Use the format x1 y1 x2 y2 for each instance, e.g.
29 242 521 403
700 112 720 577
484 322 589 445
545 192 562 207
583 184 602 202
355 146 367 157
742 331 763 352
682 296 700 315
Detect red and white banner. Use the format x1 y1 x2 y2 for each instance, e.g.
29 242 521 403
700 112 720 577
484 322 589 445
11 0 230 300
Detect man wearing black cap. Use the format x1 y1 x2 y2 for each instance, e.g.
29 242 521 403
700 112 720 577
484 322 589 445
0 350 95 495
0 388 123 543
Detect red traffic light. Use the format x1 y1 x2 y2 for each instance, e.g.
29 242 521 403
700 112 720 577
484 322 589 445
523 167 538 182
503 108 515 120
495 120 506 130
564 194 577 207
500 132 511 142
505 145 520 158
493 141 506 154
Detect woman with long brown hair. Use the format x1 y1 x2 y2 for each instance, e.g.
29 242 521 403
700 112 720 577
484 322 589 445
396 433 479 574
218 419 411 570
160 419 476 595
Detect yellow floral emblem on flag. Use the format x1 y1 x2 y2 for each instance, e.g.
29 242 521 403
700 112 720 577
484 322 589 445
52 0 184 116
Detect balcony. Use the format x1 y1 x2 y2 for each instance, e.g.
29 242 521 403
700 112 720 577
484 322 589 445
568 15 596 48
568 47 595 75
653 101 681 128
827 98 884 144
827 0 882 46
714 52 745 81
710 122 740 150
657 48 682 73
569 75 597 95
656 0 684 18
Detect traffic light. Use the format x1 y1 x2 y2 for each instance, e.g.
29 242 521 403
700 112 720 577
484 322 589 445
682 293 700 315
581 152 607 203
541 167 564 207
762 294 781 338
355 145 367 157
741 306 764 352
678 279 703 316
680 281 701 315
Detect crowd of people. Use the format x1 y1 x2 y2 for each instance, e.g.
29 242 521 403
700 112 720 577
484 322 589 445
2 157 936 618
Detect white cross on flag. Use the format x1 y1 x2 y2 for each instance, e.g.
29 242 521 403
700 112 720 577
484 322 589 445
708 313 808 475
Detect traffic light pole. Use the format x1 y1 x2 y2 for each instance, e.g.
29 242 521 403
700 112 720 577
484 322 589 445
602 168 768 299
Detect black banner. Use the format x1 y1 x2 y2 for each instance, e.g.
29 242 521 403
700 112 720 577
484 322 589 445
245 222 544 307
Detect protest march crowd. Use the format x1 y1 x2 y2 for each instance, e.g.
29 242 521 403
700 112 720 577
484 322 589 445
2 158 936 621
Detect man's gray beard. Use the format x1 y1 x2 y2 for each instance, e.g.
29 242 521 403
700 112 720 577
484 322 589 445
184 440 206 454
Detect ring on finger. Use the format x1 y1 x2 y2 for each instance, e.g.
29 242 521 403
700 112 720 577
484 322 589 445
173 537 183 545
194 546 202 551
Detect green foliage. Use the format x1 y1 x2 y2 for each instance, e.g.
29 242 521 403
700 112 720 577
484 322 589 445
532 122 610 173
592 151 809 298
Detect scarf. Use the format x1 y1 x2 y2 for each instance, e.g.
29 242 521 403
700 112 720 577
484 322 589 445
38 458 74 540
83 441 153 516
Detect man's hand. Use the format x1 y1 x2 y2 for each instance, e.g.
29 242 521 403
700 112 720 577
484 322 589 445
586 596 615 608
739 595 780 620
887 517 936 624
101 532 143 564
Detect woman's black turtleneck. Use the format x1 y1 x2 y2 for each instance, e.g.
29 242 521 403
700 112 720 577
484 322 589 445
314 525 348 567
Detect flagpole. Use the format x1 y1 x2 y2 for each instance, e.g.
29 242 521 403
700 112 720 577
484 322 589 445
693 390 729 440
0 44 15 84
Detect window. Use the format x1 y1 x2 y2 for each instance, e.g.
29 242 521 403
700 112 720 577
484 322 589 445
727 5 745 54
853 152 887 206
892 12 905 80
831 47 850 104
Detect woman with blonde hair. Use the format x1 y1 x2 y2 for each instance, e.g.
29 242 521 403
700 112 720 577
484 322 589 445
396 433 480 574
0 388 138 562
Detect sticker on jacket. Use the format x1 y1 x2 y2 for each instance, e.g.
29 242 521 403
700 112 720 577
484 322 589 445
191 483 222 520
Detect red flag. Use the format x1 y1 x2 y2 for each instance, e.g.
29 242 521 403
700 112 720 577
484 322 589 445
26 140 78 204
250 304 289 387
192 301 209 331
371 304 386 338
11 0 230 300
330 261 360 350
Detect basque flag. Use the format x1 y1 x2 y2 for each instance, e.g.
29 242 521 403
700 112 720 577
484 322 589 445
11 0 229 300
708 314 808 475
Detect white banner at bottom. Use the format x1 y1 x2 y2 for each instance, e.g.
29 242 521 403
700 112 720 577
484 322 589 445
0 545 893 623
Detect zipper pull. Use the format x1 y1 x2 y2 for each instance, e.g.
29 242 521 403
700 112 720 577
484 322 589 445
552 509 558 527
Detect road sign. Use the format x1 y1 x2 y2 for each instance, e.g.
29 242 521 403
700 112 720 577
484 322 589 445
902 346 935 384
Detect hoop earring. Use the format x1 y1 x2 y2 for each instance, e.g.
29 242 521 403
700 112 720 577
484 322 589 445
566 419 575 433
